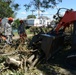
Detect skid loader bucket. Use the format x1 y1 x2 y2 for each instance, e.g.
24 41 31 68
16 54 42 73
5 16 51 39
41 34 64 60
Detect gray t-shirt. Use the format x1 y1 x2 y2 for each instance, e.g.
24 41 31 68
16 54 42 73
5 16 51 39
4 23 12 35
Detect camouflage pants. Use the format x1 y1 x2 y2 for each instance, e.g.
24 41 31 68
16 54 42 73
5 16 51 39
6 35 12 44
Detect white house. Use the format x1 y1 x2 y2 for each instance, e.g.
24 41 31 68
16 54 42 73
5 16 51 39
38 16 51 27
25 18 42 27
24 16 51 27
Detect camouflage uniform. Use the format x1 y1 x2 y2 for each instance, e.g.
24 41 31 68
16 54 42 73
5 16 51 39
4 22 13 44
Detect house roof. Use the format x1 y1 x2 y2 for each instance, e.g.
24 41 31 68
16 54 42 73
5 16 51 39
38 16 50 20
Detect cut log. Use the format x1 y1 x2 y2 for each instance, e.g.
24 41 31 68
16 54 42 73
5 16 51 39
31 57 39 67
27 54 35 65
6 57 21 67
27 55 40 69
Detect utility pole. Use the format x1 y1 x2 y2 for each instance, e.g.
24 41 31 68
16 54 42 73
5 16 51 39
38 2 40 18
31 10 35 15
38 1 45 18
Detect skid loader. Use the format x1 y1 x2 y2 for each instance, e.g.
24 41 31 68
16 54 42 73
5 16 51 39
28 8 76 69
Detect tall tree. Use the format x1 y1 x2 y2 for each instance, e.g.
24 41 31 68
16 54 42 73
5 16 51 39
24 0 62 18
0 0 19 18
24 0 62 10
27 15 36 19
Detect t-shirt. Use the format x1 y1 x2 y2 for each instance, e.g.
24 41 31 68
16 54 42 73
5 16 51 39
18 24 25 34
4 23 12 35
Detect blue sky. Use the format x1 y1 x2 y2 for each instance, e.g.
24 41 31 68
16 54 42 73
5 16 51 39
14 0 76 19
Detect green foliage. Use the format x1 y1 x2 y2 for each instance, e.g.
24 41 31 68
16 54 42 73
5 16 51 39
27 15 36 19
24 0 62 11
0 56 7 63
41 0 62 8
29 26 52 35
0 0 19 18
12 19 20 29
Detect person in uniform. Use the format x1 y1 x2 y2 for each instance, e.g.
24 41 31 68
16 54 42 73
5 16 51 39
4 17 14 44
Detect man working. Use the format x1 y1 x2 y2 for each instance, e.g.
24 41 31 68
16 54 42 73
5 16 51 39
4 17 14 44
18 20 27 43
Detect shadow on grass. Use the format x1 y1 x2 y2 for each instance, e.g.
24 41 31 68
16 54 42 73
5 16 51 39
37 49 76 75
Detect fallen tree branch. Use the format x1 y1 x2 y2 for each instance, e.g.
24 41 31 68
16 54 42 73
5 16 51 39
0 67 9 72
0 50 18 56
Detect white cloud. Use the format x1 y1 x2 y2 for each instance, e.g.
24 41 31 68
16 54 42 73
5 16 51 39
21 12 26 15
34 10 50 15
42 12 49 14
